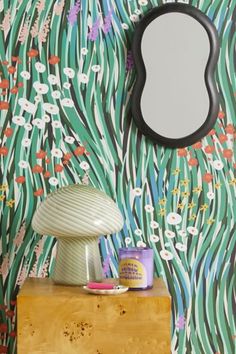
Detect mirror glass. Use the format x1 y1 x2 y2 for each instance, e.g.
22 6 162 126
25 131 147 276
140 12 210 139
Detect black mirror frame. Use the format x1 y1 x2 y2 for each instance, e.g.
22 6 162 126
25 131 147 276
131 3 220 148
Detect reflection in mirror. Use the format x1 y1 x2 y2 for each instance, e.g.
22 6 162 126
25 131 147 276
131 4 220 148
141 13 209 139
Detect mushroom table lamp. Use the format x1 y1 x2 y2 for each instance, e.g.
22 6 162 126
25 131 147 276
32 184 124 285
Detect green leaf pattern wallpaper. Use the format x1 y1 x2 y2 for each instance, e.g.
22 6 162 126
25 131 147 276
0 0 235 353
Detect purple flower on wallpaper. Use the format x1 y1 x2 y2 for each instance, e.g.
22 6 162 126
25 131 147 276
67 0 81 26
88 18 100 41
102 254 111 277
176 315 186 330
126 51 134 71
102 10 113 34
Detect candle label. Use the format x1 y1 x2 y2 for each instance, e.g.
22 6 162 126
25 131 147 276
119 259 147 288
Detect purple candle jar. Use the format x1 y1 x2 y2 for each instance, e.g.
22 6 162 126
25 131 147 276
118 247 154 290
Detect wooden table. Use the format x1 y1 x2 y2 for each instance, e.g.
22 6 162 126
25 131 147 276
17 277 171 354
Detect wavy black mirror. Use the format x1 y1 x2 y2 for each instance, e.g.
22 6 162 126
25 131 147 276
131 4 220 148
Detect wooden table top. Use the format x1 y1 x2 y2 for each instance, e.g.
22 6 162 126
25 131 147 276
18 277 170 299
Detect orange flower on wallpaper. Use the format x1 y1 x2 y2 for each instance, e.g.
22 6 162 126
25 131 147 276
0 102 9 110
203 173 213 183
10 86 18 94
4 128 13 137
218 134 228 143
48 55 60 64
204 145 215 154
55 164 63 172
192 141 202 149
15 176 25 184
74 146 85 156
34 189 44 197
44 171 51 178
223 149 233 159
0 79 9 89
27 49 39 58
218 111 225 119
0 146 8 156
225 124 235 134
63 153 72 160
177 148 187 157
36 150 47 159
7 66 16 74
32 165 44 173
188 158 198 167
207 129 215 136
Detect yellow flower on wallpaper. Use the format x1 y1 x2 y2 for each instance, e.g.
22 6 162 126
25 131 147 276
177 202 185 210
171 188 180 195
215 182 222 189
188 201 196 209
192 186 202 193
172 168 181 175
182 191 190 198
207 219 215 225
188 214 197 221
200 204 209 212
180 179 190 186
158 208 166 216
0 195 6 201
0 184 8 191
6 199 15 208
229 178 236 185
159 198 166 205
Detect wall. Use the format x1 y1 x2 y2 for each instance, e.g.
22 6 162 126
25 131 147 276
0 0 235 353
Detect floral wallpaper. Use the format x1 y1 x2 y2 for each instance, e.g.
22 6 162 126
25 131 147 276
0 0 235 353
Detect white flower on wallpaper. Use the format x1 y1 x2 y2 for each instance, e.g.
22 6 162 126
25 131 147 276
125 237 132 246
175 243 187 252
134 228 142 236
42 114 50 123
63 82 71 89
165 230 175 239
78 73 89 84
33 82 49 94
21 138 31 147
51 148 63 158
129 14 139 22
51 90 61 99
49 177 59 186
81 47 88 55
121 23 129 30
213 160 224 170
150 234 159 243
12 116 25 126
144 204 154 213
207 191 215 200
63 67 75 78
48 74 59 85
32 118 45 129
138 0 148 6
79 161 90 170
18 160 29 169
178 230 187 237
160 249 173 261
187 226 199 236
18 98 37 114
51 120 62 128
167 212 182 225
91 65 100 72
42 103 59 115
132 187 142 196
20 70 31 80
35 62 46 73
137 240 146 247
24 123 32 131
64 136 75 144
61 98 74 107
150 220 159 229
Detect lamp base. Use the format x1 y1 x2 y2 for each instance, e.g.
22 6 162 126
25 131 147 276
52 236 103 285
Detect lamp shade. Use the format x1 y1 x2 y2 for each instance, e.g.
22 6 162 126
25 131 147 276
32 184 124 285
